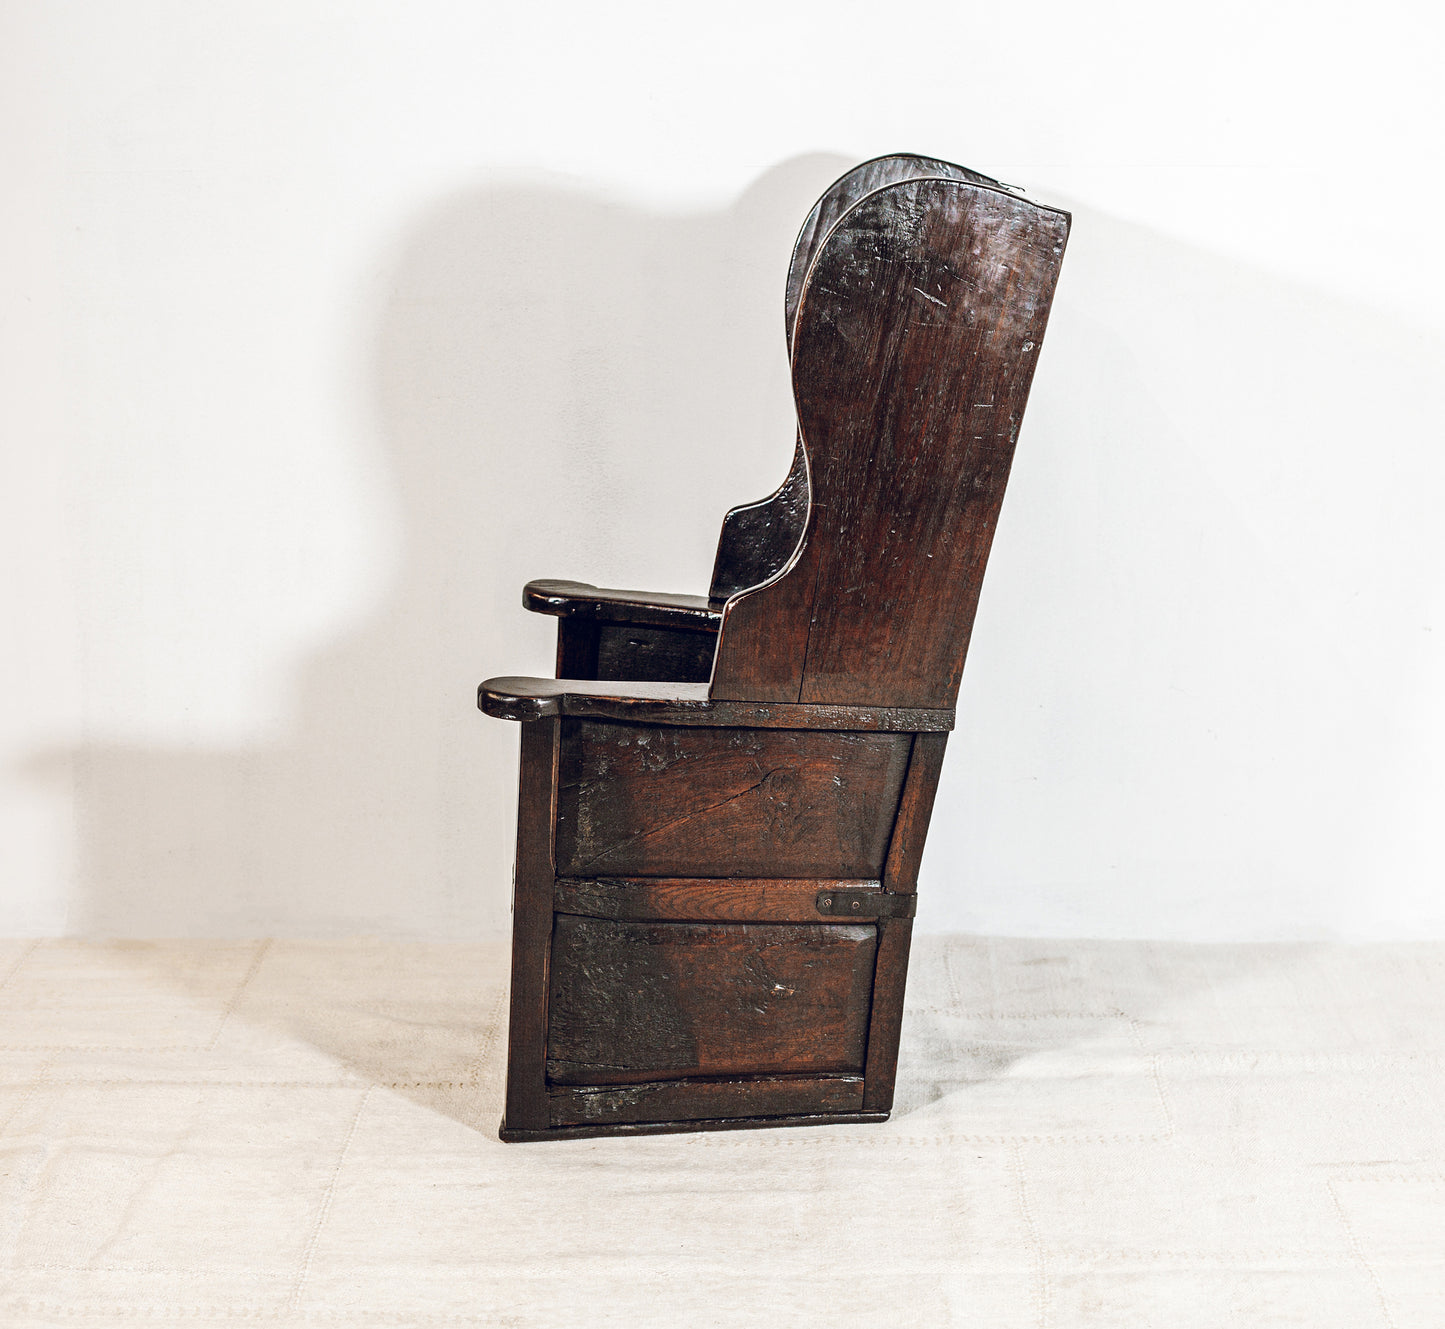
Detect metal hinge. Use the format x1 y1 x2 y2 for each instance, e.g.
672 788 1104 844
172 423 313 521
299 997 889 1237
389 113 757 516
815 888 916 919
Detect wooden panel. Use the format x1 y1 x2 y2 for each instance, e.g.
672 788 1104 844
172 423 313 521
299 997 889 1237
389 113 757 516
711 178 1070 709
594 622 716 684
554 718 911 878
552 876 879 923
545 917 877 1084
501 718 558 1135
548 1074 864 1128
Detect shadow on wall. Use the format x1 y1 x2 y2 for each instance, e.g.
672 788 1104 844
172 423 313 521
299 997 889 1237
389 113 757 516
28 157 1445 940
38 153 851 937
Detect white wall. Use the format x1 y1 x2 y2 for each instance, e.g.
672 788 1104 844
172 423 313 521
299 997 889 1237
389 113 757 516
4 1 1443 939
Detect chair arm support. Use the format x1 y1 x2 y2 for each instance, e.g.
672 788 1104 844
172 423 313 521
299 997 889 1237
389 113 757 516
522 580 722 632
478 675 954 732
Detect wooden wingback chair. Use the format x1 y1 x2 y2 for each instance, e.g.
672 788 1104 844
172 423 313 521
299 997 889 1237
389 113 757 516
480 156 1070 1141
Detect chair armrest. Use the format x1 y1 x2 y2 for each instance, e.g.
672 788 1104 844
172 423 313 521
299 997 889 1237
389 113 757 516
478 675 953 732
522 580 721 631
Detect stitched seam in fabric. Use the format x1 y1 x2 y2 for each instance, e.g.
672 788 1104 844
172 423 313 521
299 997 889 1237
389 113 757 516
1327 1175 1399 1329
286 1087 371 1315
206 939 273 1052
1011 1140 1050 1328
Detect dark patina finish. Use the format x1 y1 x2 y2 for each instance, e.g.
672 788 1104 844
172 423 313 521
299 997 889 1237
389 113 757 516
479 155 1070 1141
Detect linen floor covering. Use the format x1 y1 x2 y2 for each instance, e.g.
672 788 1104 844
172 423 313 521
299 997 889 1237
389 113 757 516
0 935 1440 1326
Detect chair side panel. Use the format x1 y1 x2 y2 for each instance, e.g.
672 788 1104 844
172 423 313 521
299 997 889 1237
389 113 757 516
553 718 910 879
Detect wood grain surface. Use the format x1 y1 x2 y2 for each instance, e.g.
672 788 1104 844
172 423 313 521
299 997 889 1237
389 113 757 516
712 177 1069 708
711 158 1008 608
594 622 715 684
548 1074 865 1127
783 154 1001 352
500 718 558 1135
883 731 950 893
552 877 882 923
553 718 910 879
545 916 877 1084
709 437 811 603
523 579 721 629
478 676 954 731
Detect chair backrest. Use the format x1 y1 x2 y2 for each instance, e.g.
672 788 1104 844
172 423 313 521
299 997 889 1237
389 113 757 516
784 154 1002 353
710 173 1070 711
709 156 1004 605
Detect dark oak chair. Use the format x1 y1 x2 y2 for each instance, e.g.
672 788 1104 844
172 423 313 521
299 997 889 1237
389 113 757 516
480 155 1070 1141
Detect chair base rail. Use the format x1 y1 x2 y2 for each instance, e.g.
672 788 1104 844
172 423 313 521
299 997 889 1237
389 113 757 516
500 1109 891 1144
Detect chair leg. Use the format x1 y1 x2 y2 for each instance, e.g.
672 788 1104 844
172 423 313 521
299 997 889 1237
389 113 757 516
501 718 557 1136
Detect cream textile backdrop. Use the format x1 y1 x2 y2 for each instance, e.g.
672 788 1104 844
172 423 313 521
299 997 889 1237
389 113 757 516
4 1 1444 938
